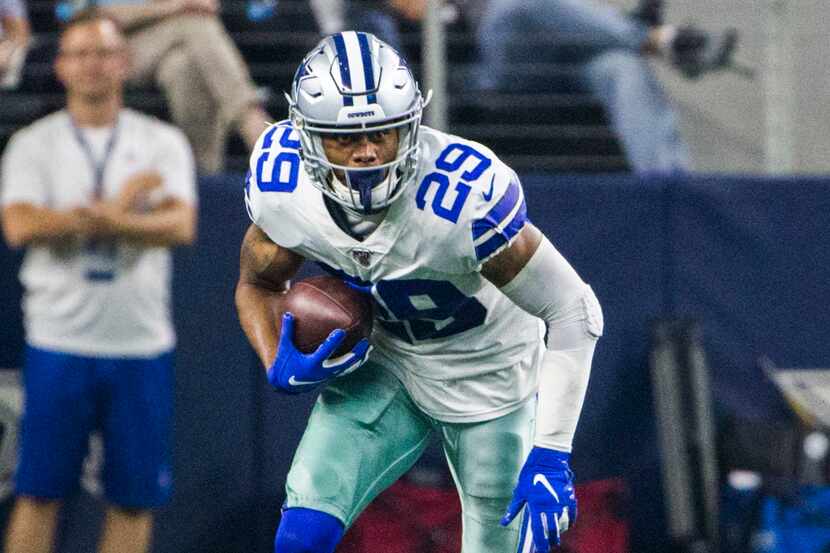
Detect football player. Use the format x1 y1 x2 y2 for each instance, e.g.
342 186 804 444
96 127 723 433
236 31 603 553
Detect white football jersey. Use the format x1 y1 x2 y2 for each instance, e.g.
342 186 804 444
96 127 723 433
246 123 544 422
1 109 196 357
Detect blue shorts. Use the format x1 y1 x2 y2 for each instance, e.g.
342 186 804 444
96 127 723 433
16 346 173 508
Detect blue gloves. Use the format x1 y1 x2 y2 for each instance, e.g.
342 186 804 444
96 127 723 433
267 312 372 394
502 447 577 552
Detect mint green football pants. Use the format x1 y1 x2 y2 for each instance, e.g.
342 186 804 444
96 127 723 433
284 361 535 552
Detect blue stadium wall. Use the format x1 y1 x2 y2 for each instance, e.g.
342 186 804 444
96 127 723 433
1 173 829 552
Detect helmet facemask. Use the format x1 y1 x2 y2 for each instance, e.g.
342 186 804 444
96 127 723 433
292 112 422 215
287 32 427 215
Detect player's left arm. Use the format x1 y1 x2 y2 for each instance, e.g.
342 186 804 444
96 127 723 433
481 223 603 551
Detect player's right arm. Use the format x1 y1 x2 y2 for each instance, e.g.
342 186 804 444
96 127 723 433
236 223 371 393
235 223 304 368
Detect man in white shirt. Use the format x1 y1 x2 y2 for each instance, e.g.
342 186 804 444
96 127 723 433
0 10 196 553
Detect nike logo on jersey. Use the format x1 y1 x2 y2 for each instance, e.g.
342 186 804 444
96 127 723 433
287 375 326 387
533 474 560 502
482 174 495 201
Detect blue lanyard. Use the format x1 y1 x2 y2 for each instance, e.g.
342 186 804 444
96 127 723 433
69 114 120 200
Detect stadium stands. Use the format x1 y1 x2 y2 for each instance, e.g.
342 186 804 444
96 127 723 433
0 0 626 173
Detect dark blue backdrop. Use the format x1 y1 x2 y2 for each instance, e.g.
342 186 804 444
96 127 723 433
1 173 828 552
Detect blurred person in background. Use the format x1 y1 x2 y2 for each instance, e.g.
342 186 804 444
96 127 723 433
470 0 738 174
79 0 274 173
0 10 196 553
309 0 406 50
311 0 739 174
0 0 30 89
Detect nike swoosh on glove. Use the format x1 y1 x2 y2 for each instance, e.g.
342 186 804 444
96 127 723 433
501 447 577 551
267 312 372 394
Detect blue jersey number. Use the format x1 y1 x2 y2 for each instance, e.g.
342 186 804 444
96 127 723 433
374 279 487 343
255 126 301 193
416 143 491 223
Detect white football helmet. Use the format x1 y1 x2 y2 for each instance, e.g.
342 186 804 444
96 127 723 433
288 31 428 214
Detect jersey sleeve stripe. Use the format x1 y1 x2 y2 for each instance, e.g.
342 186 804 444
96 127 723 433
471 174 521 240
474 196 527 262
472 175 524 246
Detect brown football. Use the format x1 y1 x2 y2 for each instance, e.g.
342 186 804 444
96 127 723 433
279 275 373 356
